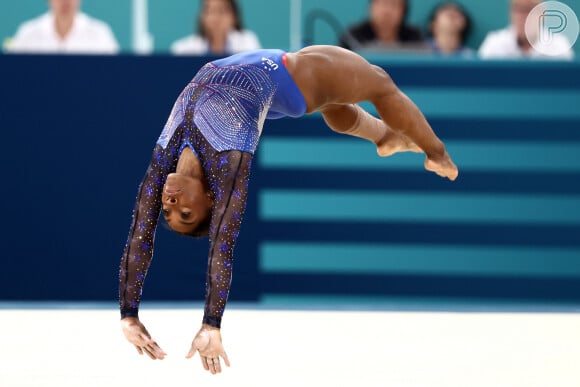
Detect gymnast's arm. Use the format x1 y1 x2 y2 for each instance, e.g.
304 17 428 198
119 144 176 319
201 150 253 328
186 150 252 371
119 144 176 359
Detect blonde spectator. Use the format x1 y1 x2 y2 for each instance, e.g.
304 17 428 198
171 0 261 56
6 0 119 54
479 0 574 59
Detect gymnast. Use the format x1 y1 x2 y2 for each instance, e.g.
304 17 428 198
119 44 458 374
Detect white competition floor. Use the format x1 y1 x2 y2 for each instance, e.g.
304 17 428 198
1 302 579 387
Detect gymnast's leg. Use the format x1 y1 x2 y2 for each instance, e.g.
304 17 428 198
320 61 458 180
365 66 458 180
320 103 421 156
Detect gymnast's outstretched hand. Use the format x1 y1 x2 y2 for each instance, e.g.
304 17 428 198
121 317 167 360
186 324 230 374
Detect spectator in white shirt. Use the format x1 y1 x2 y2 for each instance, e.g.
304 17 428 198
171 0 261 56
6 0 119 55
479 0 574 59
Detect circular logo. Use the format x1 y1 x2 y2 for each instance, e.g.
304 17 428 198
525 1 579 56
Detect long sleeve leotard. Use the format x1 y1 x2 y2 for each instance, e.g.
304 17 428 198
119 49 306 328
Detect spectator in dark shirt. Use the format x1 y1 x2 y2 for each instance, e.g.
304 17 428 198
339 0 423 51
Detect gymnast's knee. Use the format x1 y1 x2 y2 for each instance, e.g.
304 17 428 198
371 65 397 94
320 104 360 134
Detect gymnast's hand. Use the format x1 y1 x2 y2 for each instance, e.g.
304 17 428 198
121 317 167 360
186 324 230 374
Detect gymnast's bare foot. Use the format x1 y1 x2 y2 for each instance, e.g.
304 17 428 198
424 152 459 181
376 127 422 157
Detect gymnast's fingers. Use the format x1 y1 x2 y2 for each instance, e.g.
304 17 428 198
207 357 217 374
221 350 231 367
213 357 222 373
185 346 196 359
152 341 167 357
201 354 210 371
142 346 157 360
146 343 166 359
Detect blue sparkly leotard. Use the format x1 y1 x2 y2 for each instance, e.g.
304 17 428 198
119 49 307 328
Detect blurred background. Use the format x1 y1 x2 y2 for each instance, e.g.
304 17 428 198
1 0 580 54
0 0 579 309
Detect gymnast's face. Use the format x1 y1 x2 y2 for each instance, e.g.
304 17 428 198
161 173 212 235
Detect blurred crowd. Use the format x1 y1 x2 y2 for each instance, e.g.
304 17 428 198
3 0 576 59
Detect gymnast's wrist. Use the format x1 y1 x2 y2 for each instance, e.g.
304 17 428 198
202 315 222 328
120 308 139 320
201 323 220 331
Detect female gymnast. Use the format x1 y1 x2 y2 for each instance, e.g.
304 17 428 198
119 45 458 374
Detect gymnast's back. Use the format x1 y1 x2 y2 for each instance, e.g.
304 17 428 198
206 49 307 120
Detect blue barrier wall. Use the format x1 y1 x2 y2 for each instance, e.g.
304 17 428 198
0 54 579 305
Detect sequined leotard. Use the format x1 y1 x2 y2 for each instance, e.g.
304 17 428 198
119 49 307 328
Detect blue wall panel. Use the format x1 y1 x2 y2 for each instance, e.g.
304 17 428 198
0 54 579 304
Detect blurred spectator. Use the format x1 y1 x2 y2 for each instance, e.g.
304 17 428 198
427 2 474 56
479 0 574 59
6 0 119 54
338 0 423 51
171 0 261 56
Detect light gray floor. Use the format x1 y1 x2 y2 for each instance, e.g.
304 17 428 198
1 306 579 387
